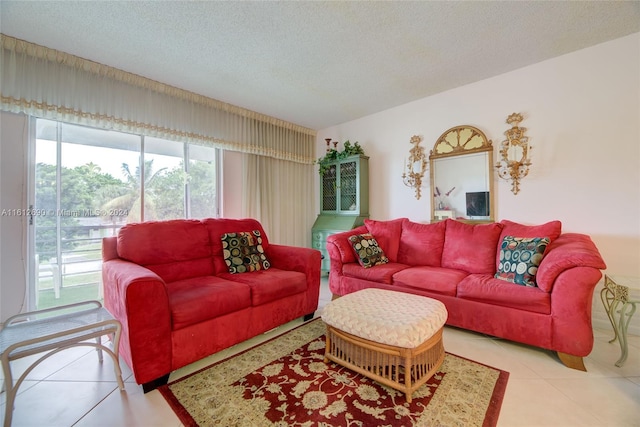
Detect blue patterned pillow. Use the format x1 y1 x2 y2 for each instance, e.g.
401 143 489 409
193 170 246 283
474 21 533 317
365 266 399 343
348 233 389 268
495 236 550 287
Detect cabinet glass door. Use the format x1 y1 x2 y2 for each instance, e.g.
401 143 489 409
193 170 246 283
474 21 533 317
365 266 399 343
322 164 337 211
339 160 357 213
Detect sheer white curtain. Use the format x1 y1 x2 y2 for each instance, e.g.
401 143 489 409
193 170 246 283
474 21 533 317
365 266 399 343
243 153 315 247
0 34 316 164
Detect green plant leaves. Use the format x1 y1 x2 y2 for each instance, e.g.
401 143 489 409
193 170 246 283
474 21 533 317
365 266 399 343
316 140 364 175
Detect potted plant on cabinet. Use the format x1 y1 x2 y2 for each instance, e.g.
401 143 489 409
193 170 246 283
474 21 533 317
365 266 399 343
317 139 365 175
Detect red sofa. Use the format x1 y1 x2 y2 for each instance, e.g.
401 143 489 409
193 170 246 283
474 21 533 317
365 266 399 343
102 218 321 392
326 218 607 370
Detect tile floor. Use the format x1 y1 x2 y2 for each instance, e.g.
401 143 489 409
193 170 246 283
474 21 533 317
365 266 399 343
2 277 639 426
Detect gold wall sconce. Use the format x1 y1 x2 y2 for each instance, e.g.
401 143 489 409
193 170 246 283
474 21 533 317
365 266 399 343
402 135 428 199
496 113 531 195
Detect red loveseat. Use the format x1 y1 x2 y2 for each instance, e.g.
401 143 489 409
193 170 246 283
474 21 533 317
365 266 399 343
326 218 607 370
102 218 321 392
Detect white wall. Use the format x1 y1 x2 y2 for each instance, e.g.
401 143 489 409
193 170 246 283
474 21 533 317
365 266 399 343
317 33 640 333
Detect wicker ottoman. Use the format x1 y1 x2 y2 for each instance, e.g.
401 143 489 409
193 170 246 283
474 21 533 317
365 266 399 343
321 288 448 402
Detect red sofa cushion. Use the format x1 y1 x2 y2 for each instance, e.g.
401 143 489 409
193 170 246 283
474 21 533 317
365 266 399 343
499 219 562 243
343 262 409 285
364 218 406 262
118 219 210 264
218 268 307 306
457 274 551 314
166 276 251 330
397 219 446 266
117 219 214 282
392 266 467 296
441 219 503 274
144 258 216 284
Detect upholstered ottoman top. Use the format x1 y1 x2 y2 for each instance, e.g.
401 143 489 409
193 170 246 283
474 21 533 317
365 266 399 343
321 288 448 348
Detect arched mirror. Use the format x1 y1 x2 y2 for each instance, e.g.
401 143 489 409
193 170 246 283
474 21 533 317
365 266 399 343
430 125 494 223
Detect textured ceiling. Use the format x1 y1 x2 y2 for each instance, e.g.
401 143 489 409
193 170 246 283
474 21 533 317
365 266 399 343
1 1 639 130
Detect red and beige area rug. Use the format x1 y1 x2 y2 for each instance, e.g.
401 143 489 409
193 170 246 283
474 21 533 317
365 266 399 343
159 319 509 427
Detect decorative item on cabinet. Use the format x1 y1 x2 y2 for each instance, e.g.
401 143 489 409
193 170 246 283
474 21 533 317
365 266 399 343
313 141 369 273
495 113 532 195
434 186 455 209
402 135 428 200
434 210 455 221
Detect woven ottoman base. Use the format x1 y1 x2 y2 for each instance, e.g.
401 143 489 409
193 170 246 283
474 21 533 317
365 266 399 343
321 288 448 403
324 324 444 402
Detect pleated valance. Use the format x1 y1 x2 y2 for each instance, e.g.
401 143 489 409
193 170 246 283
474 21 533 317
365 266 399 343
0 34 316 164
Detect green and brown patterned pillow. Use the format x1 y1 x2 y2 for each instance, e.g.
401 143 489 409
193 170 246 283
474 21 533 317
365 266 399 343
348 233 389 268
221 230 270 273
495 236 550 287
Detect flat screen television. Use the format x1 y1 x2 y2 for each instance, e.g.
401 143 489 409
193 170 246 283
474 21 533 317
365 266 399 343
466 191 490 217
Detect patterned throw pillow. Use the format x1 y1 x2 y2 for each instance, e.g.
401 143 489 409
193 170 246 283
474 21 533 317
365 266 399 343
495 236 550 287
221 230 270 274
348 233 389 268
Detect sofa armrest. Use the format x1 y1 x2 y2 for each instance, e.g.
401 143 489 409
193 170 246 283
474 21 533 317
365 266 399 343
536 233 607 292
325 226 368 296
549 266 604 356
268 244 321 276
326 225 368 265
102 236 118 261
102 258 172 385
537 233 607 357
267 244 322 312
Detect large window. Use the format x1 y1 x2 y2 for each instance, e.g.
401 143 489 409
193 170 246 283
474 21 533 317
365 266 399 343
31 118 219 310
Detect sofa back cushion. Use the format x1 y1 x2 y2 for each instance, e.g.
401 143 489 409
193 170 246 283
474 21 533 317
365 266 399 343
204 218 270 275
117 219 214 282
441 219 503 274
364 218 406 262
397 219 446 266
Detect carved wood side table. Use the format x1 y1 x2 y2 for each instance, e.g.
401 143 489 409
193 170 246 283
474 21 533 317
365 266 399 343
600 274 640 367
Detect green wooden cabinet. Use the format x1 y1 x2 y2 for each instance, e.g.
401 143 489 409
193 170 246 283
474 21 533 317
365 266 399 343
313 155 369 273
320 155 369 215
